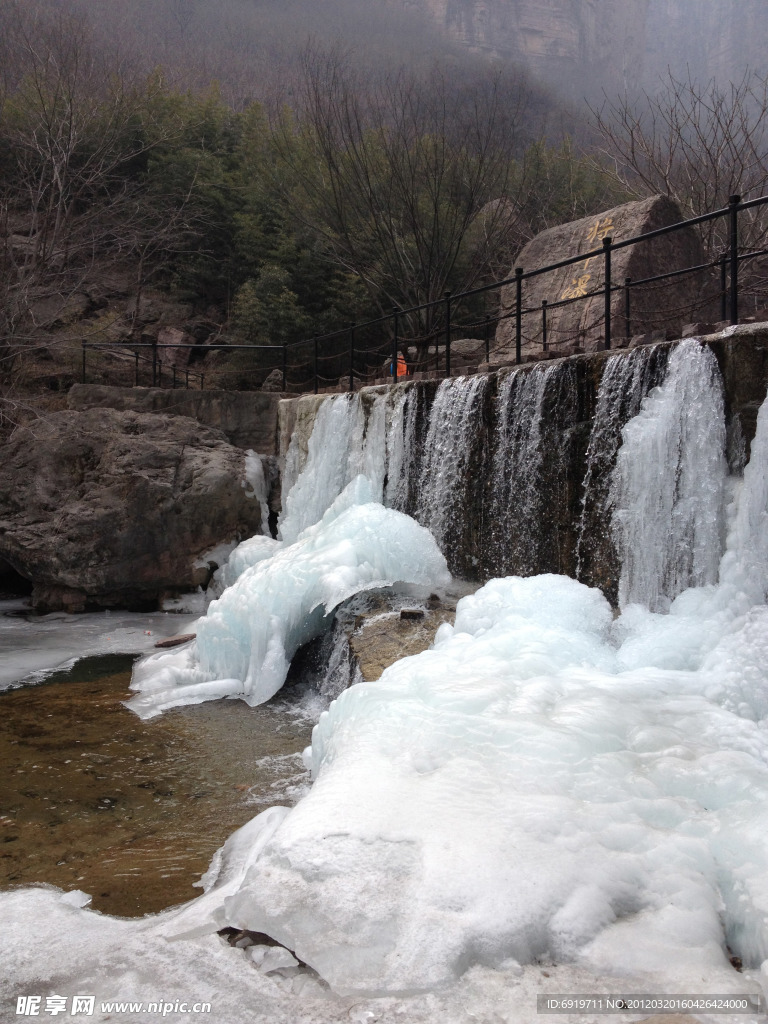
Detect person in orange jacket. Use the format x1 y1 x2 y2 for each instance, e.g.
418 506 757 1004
390 351 408 377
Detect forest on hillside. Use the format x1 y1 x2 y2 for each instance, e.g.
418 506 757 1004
2 0 768 424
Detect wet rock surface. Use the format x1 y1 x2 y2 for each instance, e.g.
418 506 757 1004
350 599 457 681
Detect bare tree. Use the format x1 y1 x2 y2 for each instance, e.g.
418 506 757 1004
271 49 536 338
0 1 199 396
592 68 768 311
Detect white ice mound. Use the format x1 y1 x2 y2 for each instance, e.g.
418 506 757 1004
209 534 281 596
219 573 768 995
127 477 450 718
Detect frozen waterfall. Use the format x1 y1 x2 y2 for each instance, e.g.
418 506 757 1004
127 477 450 717
5 340 768 1021
610 339 729 611
216 366 768 995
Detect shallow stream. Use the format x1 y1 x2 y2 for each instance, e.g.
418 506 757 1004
0 654 312 917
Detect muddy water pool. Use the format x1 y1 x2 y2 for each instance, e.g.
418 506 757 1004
0 655 312 918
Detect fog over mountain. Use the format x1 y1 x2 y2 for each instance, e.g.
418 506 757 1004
53 0 766 110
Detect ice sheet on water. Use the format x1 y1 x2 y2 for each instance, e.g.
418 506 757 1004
0 600 199 691
127 477 450 718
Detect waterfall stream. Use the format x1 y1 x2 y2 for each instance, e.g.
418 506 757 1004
415 375 489 560
487 364 559 576
610 339 729 610
575 344 668 581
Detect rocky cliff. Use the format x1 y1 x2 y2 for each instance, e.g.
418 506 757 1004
0 410 272 611
411 0 766 97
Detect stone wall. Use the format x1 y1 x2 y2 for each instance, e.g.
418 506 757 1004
4 327 764 611
279 326 768 601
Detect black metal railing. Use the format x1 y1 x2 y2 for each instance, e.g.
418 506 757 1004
82 193 768 394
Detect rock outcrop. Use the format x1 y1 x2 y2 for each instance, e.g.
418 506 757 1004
493 195 706 361
0 408 268 611
68 385 282 454
411 0 767 97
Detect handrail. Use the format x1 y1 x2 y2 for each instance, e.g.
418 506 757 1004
82 193 768 392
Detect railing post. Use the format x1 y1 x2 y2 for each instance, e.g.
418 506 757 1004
185 368 189 388
484 314 491 363
282 344 287 392
172 365 177 389
313 333 318 394
720 253 728 322
136 352 140 387
152 337 158 387
624 277 631 341
157 360 162 387
541 300 548 352
729 193 741 325
603 236 612 350
392 308 399 384
348 323 355 392
82 340 87 384
444 290 452 378
515 267 523 364
200 373 205 390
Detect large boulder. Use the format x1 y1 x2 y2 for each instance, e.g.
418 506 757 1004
0 408 268 611
494 195 709 361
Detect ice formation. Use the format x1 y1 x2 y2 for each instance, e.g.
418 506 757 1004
278 393 388 544
216 377 768 994
208 534 280 597
611 339 729 610
127 477 450 717
3 341 768 1020
243 449 271 536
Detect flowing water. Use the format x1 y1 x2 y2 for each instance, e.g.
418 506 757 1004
416 375 490 563
610 340 729 610
487 365 553 575
575 344 668 580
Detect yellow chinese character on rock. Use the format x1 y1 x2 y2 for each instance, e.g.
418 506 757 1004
561 272 592 300
586 217 615 244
